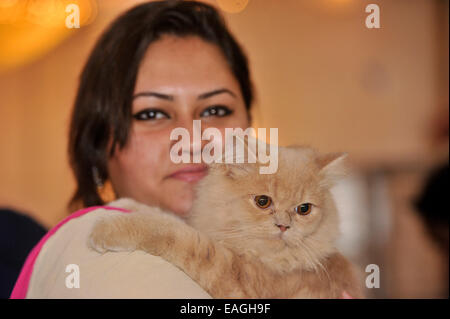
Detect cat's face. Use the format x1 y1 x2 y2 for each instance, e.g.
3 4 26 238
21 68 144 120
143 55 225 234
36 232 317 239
189 146 347 272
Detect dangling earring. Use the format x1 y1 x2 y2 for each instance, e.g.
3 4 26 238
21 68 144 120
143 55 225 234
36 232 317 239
92 166 103 188
92 166 116 204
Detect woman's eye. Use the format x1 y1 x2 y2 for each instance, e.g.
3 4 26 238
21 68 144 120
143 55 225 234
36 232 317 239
254 195 272 209
295 203 313 215
133 109 169 121
200 105 233 118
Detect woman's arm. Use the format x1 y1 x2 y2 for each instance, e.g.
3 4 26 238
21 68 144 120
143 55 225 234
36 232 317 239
89 199 251 298
21 206 210 298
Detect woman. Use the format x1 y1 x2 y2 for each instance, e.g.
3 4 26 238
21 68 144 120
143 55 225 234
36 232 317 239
68 0 252 215
11 0 252 298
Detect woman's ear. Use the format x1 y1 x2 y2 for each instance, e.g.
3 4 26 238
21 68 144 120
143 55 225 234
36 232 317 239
316 152 349 187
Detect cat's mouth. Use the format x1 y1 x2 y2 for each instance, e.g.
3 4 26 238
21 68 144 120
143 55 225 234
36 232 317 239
273 235 291 249
271 230 289 244
277 232 289 244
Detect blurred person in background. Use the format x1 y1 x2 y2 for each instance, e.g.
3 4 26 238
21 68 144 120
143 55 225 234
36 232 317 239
414 102 449 298
0 209 46 298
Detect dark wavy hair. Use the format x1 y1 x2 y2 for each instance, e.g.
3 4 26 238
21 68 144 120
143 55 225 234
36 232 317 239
68 0 254 210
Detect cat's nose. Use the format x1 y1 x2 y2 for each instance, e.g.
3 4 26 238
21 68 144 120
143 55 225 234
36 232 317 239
276 224 290 232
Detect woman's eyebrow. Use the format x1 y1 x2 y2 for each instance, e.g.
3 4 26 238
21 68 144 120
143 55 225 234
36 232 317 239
132 88 236 101
197 88 236 100
132 91 174 101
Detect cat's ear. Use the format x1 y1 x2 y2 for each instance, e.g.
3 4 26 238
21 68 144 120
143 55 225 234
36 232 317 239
209 162 253 179
316 152 348 187
208 134 257 178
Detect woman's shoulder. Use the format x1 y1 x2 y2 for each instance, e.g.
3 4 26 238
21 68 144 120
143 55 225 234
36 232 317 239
12 206 211 299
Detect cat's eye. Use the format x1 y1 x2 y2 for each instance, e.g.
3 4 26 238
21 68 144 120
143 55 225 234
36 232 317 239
254 195 272 209
295 203 312 215
133 108 170 121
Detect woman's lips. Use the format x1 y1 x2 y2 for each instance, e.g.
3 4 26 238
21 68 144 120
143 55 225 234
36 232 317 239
167 164 208 183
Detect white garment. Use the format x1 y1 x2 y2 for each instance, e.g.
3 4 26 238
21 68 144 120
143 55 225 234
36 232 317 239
26 208 212 299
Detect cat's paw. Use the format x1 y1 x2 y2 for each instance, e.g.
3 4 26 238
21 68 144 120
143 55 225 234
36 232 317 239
88 215 139 254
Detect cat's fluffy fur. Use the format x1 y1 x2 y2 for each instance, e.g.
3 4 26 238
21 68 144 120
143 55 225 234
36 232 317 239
89 146 363 298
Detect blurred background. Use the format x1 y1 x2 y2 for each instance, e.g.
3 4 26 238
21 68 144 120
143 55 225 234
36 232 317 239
0 0 448 298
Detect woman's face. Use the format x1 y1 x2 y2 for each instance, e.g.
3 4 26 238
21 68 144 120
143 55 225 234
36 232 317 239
108 35 250 216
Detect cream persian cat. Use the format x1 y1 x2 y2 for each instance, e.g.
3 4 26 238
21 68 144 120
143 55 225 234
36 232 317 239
89 146 363 298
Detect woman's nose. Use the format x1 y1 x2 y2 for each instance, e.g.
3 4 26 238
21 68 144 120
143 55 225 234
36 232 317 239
187 119 203 160
169 118 209 162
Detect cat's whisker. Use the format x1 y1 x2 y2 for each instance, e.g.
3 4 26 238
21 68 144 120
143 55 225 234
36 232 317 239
296 240 320 271
304 239 332 282
297 240 331 282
